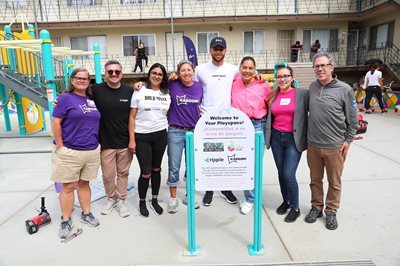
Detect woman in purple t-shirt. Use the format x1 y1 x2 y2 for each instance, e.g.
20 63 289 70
166 60 203 214
51 68 101 239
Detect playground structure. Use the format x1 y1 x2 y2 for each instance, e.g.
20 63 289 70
0 17 102 136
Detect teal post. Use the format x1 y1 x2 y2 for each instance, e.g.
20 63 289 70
185 131 200 256
40 30 56 120
0 83 11 131
28 24 46 131
64 57 74 88
93 44 102 84
248 131 265 255
5 25 26 135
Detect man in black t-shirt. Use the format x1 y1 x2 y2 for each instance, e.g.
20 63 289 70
91 60 134 218
290 41 303 62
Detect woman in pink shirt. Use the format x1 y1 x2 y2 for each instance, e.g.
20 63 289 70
231 56 271 215
264 66 309 223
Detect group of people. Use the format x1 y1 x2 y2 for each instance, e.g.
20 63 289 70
290 39 320 62
51 36 358 240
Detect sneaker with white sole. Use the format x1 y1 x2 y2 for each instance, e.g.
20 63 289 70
101 197 116 215
116 200 131 218
220 191 237 204
182 195 200 209
167 197 179 214
80 212 100 227
58 218 73 239
240 200 254 215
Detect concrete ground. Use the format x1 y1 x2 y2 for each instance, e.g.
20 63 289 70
0 110 399 266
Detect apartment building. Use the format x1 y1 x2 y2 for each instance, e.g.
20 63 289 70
1 0 399 76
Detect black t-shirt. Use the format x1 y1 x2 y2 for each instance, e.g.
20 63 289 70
92 82 134 149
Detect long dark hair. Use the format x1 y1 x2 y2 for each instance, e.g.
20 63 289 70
68 67 91 97
370 64 378 75
147 63 169 94
240 56 256 67
268 66 295 107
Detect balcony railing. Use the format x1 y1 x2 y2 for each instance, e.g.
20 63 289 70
0 0 391 23
69 46 396 75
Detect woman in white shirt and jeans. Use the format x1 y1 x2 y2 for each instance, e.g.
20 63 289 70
364 64 387 114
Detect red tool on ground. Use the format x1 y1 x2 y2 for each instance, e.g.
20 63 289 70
25 197 51 234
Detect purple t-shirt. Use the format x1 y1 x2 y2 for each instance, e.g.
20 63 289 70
52 92 100 150
167 80 203 128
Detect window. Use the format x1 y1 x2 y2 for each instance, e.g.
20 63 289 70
303 29 338 52
370 21 394 49
122 35 156 56
70 35 107 58
277 30 295 50
5 0 28 8
67 0 102 7
120 0 156 3
197 32 218 54
244 30 265 54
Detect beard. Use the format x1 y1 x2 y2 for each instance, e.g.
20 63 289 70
211 53 225 63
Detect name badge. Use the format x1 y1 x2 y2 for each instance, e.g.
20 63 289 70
280 98 291 106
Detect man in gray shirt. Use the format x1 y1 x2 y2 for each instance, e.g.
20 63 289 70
305 52 358 230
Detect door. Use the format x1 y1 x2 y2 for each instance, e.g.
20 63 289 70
346 30 358 65
165 32 184 71
357 28 368 65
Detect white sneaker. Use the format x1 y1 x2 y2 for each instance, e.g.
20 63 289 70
182 196 200 209
167 197 179 214
116 199 131 218
240 200 254 215
101 197 116 215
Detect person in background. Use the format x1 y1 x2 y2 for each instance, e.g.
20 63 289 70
309 40 320 61
138 42 149 68
129 63 171 217
93 60 134 218
305 52 358 230
364 64 386 114
290 41 303 62
167 60 203 213
133 47 143 73
51 67 101 239
264 66 309 223
231 56 271 215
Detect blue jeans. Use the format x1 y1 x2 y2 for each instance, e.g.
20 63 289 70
167 126 189 186
270 129 302 209
244 118 266 204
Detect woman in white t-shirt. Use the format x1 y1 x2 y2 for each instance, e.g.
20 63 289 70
128 63 171 217
364 64 386 113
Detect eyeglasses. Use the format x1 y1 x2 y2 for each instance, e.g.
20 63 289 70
107 70 121 76
276 74 292 80
312 64 332 69
150 71 163 77
73 77 89 82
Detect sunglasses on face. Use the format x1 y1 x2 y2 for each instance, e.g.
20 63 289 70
107 70 121 76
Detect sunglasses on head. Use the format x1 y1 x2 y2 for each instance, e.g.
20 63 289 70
107 70 121 76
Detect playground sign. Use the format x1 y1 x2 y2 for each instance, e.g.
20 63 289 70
194 107 255 191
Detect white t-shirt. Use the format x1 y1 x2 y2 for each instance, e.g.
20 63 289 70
365 70 382 87
195 62 238 115
130 87 171 133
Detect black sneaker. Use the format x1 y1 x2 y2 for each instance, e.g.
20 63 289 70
220 191 237 204
139 200 149 217
150 198 164 215
284 208 300 223
305 207 323 223
202 191 214 206
326 212 338 230
276 201 290 215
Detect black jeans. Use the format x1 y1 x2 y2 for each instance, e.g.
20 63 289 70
136 129 167 199
364 85 384 110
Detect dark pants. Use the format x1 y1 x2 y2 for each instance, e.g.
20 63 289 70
134 60 143 72
364 85 384 111
136 129 167 199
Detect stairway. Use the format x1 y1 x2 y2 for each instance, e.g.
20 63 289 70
288 62 315 89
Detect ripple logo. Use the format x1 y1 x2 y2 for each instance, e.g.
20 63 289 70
204 157 224 163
